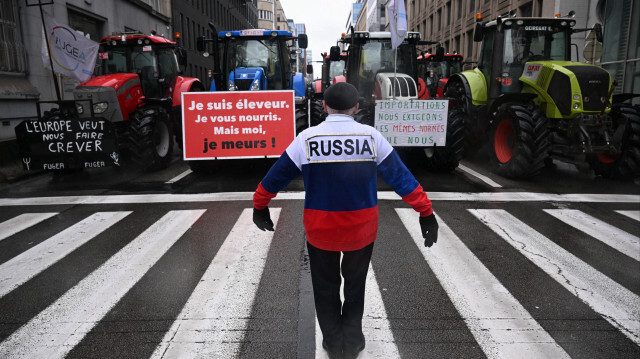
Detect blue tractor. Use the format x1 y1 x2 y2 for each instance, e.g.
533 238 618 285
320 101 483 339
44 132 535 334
196 27 309 132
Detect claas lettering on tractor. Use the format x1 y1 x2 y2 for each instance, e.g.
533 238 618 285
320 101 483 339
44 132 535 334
15 32 203 172
329 30 464 172
446 11 639 179
417 48 463 99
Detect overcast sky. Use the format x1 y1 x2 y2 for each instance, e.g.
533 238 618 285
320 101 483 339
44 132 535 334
278 0 355 77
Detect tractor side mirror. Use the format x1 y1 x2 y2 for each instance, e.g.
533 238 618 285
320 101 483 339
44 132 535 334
307 64 314 74
473 22 483 42
298 34 308 49
176 47 187 67
196 36 206 52
329 46 341 61
594 23 603 43
435 46 445 62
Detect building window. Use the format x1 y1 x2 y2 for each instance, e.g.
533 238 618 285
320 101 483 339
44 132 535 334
147 0 159 11
0 1 27 73
259 10 273 21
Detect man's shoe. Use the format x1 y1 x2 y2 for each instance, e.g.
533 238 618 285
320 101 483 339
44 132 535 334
344 340 365 359
322 339 343 359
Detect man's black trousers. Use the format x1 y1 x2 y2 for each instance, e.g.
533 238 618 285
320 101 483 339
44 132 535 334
306 241 374 352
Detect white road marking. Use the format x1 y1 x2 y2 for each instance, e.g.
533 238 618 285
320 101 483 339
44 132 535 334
165 169 192 184
315 265 400 359
0 211 131 299
151 208 280 358
544 209 640 261
0 192 638 206
0 212 58 242
457 164 503 188
397 209 569 358
0 210 205 358
617 210 640 222
469 209 640 345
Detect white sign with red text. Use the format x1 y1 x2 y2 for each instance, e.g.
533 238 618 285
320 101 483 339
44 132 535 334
374 99 448 147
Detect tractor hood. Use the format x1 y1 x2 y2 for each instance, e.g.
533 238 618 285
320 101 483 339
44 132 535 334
74 73 142 123
519 61 611 115
230 67 265 91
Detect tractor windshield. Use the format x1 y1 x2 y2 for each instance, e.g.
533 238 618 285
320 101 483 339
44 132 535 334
353 40 416 97
225 38 283 89
99 45 179 97
500 25 570 92
358 40 415 79
329 60 345 81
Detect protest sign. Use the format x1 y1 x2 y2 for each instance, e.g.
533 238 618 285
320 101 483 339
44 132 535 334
182 91 296 159
374 99 448 147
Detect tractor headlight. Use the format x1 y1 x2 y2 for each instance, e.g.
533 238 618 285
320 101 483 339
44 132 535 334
573 94 580 100
228 80 237 91
250 79 260 91
76 103 84 114
573 103 580 109
93 102 108 114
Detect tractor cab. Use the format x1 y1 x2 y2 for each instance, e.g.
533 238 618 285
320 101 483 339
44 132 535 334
98 35 184 99
418 51 463 97
201 29 307 98
341 31 421 102
320 51 347 92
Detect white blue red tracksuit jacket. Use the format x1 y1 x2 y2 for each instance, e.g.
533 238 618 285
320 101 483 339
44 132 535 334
253 113 433 252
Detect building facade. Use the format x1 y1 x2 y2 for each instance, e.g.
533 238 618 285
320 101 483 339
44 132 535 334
599 0 639 102
171 0 258 91
257 0 275 30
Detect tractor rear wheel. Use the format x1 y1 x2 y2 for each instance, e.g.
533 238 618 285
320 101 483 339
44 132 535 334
129 106 174 171
424 108 465 172
587 104 640 179
489 103 547 179
295 105 309 135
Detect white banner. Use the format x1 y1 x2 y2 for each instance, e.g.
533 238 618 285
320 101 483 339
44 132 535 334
374 99 449 147
41 13 99 83
387 0 407 50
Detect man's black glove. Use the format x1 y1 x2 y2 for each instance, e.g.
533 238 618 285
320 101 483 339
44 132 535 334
419 213 439 247
253 207 274 231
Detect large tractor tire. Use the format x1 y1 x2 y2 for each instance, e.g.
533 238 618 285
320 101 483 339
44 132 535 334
587 104 640 179
423 107 465 172
445 79 482 150
310 98 327 126
489 103 548 179
129 106 174 171
295 105 310 135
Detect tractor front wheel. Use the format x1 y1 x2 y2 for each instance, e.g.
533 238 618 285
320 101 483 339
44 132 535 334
129 106 174 171
424 108 465 172
489 103 547 179
587 104 640 179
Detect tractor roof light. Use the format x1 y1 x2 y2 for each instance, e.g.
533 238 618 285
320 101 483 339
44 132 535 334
555 13 562 18
271 31 278 37
476 13 483 22
225 32 232 37
174 32 181 39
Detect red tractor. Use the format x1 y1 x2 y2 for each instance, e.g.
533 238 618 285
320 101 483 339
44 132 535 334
73 33 204 170
417 50 464 99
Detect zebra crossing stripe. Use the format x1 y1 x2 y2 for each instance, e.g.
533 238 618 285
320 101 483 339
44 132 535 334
0 213 57 242
469 209 640 345
544 209 640 261
151 208 281 358
0 211 131 299
314 265 400 359
396 209 570 358
617 210 640 222
0 209 205 358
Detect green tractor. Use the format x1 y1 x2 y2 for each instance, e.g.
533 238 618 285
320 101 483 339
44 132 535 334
446 12 640 179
